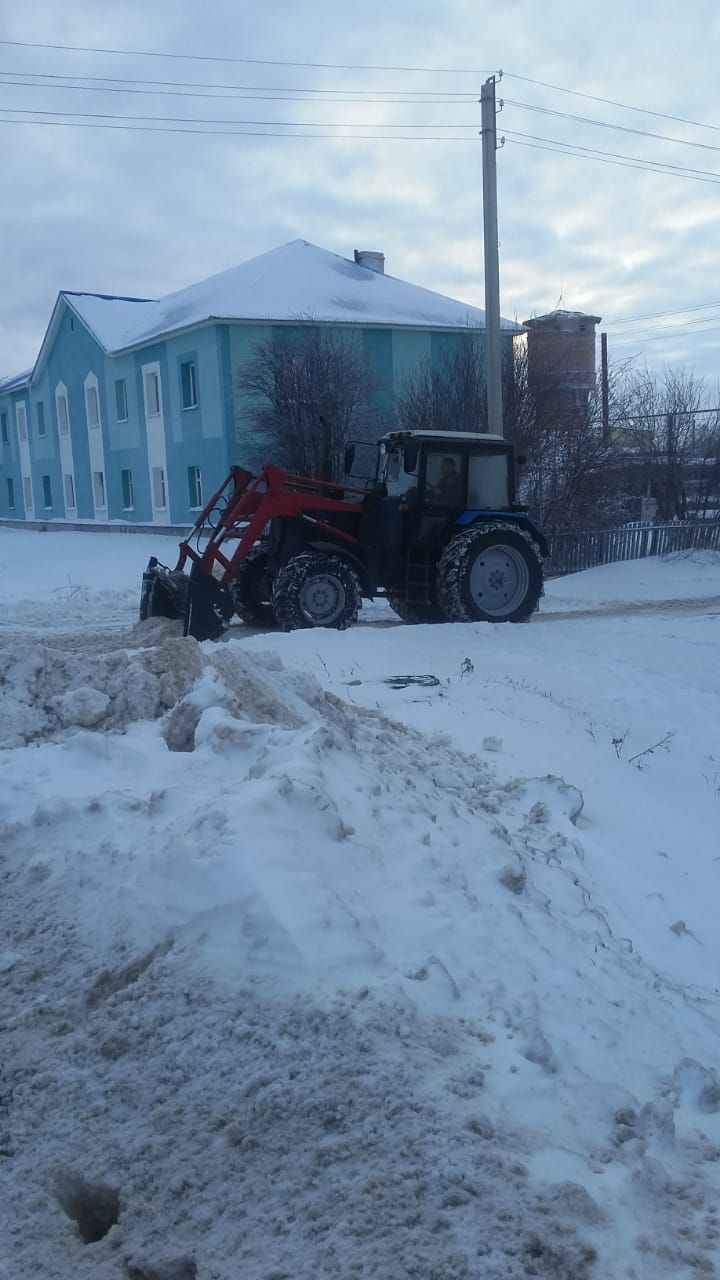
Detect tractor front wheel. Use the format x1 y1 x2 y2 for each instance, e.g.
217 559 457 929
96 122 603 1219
272 553 360 631
231 550 277 627
438 522 543 623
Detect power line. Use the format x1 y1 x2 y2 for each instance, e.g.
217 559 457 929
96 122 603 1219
0 38 492 74
4 110 720 173
503 72 720 136
610 316 720 343
607 308 720 334
504 133 720 183
0 116 476 140
606 301 720 326
2 40 720 139
0 69 480 98
0 105 478 128
504 98 720 155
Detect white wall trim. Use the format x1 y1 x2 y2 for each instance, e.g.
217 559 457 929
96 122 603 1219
15 401 33 518
142 361 169 524
84 371 107 519
55 380 77 518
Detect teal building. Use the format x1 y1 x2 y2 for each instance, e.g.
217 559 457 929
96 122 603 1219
0 240 517 525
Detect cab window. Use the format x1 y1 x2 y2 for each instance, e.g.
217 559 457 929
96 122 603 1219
425 451 464 507
467 451 510 509
382 444 418 496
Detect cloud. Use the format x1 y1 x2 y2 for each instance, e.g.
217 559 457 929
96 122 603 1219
1 0 719 382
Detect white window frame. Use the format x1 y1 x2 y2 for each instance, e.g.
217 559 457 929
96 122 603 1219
121 468 135 511
7 476 15 509
145 370 160 417
93 470 106 510
84 373 106 518
0 410 8 446
55 382 77 519
142 361 169 523
188 465 203 509
42 474 52 509
180 360 198 410
152 466 167 511
57 393 69 435
37 402 46 438
115 378 129 422
16 403 33 518
85 383 100 428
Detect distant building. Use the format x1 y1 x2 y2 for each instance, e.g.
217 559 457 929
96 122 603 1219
0 240 518 525
523 310 602 426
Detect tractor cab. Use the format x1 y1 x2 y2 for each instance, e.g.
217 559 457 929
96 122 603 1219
375 430 516 516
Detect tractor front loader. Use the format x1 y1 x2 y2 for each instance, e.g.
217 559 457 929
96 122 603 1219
140 432 548 641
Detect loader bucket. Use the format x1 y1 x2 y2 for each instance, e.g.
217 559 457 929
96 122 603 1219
184 564 234 641
139 558 190 622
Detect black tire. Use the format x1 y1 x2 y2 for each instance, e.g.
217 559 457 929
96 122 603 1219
272 553 360 632
387 595 447 624
438 522 544 623
231 550 277 627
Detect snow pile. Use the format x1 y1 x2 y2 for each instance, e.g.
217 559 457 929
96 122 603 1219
2 621 720 1278
543 548 720 613
0 626 316 748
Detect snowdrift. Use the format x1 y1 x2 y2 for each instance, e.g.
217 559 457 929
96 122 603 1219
2 624 720 1279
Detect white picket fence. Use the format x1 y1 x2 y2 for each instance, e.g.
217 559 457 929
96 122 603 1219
547 520 720 577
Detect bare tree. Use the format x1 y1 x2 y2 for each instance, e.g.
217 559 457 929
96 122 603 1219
398 338 629 532
396 336 488 435
619 366 720 521
236 325 381 481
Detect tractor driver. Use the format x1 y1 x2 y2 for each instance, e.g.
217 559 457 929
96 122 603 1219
428 455 463 506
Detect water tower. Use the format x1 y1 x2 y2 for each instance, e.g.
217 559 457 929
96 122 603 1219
523 310 601 425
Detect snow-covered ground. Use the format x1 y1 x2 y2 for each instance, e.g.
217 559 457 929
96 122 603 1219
2 527 720 1279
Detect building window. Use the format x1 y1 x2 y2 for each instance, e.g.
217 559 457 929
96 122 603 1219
145 371 160 417
188 465 203 508
42 475 52 508
64 473 76 510
152 466 167 509
93 470 106 510
1 411 8 445
37 402 46 437
121 469 134 510
17 404 27 441
180 361 198 409
23 476 32 510
115 378 128 421
7 477 15 509
86 384 100 428
57 394 69 435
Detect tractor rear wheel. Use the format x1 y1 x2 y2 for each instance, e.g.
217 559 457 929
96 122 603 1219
438 522 543 623
231 550 277 627
272 553 360 631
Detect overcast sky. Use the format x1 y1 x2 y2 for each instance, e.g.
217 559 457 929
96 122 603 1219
2 0 720 386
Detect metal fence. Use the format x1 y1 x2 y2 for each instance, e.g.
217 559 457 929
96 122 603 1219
547 520 720 577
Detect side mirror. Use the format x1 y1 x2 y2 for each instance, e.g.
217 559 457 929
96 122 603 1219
403 440 419 473
344 443 356 474
516 453 527 468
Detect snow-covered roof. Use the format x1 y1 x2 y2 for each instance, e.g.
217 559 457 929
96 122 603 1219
66 240 520 355
0 369 31 396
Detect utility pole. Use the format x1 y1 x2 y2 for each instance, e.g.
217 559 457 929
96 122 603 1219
480 75 504 436
600 331 610 442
